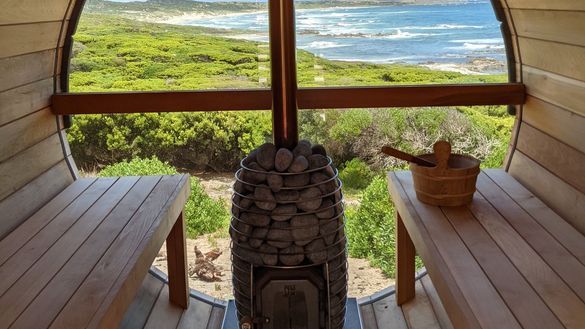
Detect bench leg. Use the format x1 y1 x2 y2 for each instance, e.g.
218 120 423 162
166 211 190 309
396 211 415 305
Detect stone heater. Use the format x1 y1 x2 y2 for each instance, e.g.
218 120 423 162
230 141 348 329
229 0 348 327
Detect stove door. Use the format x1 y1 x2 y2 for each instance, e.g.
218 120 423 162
260 279 320 329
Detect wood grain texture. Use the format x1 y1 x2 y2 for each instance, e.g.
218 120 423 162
484 169 585 265
372 293 408 329
387 172 482 329
509 151 585 235
119 272 165 329
0 78 53 126
0 178 120 296
0 0 70 25
469 192 585 328
0 108 59 162
0 21 64 59
143 286 183 329
396 212 416 305
0 133 68 201
420 275 454 329
0 161 72 240
442 202 563 329
506 0 585 10
522 96 585 154
516 123 585 193
401 280 441 329
52 84 525 114
86 175 190 329
176 298 213 329
166 212 189 309
511 9 585 47
0 49 56 92
523 65 585 117
519 37 585 83
476 172 585 301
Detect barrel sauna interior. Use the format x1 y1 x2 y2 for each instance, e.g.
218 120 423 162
1 0 585 328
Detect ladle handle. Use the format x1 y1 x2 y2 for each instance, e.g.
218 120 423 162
433 141 451 170
381 146 436 167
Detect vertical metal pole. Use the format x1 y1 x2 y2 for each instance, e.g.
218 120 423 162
269 0 299 149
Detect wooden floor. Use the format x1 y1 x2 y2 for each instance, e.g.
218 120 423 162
124 268 450 329
359 273 453 329
120 269 226 329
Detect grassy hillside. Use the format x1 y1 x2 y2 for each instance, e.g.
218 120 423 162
70 14 506 92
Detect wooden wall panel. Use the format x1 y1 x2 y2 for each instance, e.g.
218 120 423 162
522 66 585 117
519 37 585 83
0 108 60 163
0 0 71 25
0 22 65 59
511 10 585 47
0 78 53 126
515 123 585 194
509 152 585 235
0 49 56 92
522 96 585 154
506 1 585 11
0 133 69 202
0 161 73 239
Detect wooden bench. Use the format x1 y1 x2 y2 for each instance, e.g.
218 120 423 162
0 175 190 329
388 169 585 329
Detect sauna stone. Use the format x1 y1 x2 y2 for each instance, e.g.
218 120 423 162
320 219 338 245
241 211 270 227
293 140 312 158
284 173 310 187
254 185 277 210
275 190 299 202
274 148 293 172
291 214 319 245
266 221 293 248
271 204 297 222
298 187 322 211
305 238 327 264
256 143 276 170
259 244 278 265
311 144 327 156
279 245 305 266
244 162 266 184
308 154 328 169
267 173 283 192
249 228 268 248
289 155 309 173
316 199 335 219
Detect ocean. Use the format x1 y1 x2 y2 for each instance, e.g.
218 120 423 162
166 1 505 72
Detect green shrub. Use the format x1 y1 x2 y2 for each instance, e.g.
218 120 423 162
98 157 229 237
339 158 375 190
345 177 396 277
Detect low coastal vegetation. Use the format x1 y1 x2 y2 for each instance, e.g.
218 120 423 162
70 10 512 277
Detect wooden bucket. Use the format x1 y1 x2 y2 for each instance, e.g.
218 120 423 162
409 141 480 206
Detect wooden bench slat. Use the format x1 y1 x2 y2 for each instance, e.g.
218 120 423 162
372 293 408 329
388 173 482 329
476 172 585 301
469 193 585 328
9 176 164 329
0 177 120 295
420 275 454 329
441 205 563 329
395 172 522 329
1 176 158 329
48 176 187 329
483 169 585 265
401 280 441 329
86 175 190 329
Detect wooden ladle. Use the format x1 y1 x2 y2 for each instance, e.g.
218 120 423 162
381 145 437 167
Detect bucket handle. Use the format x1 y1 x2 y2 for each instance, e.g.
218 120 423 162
433 141 451 172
